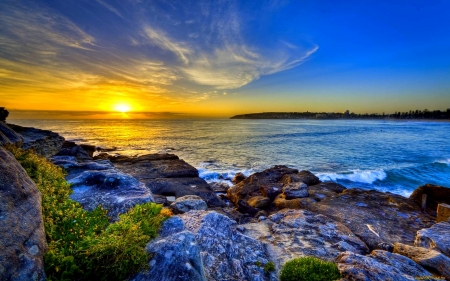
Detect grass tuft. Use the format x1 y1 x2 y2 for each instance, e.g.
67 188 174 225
279 256 341 281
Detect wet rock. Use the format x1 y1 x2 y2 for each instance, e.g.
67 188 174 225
55 141 92 160
394 243 450 279
336 250 433 281
209 182 230 193
6 124 65 158
282 182 308 199
242 209 368 270
133 231 206 281
410 184 450 216
170 195 207 214
232 172 246 184
79 144 97 157
0 122 24 146
227 165 298 204
273 193 316 209
280 170 321 186
259 184 283 201
0 147 46 281
179 211 274 281
247 195 271 208
415 221 450 257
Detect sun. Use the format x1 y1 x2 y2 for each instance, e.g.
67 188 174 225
114 104 131 113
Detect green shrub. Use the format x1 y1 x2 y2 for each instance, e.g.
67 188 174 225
264 261 275 272
7 146 170 281
279 257 341 281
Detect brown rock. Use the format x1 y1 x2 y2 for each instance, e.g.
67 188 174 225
232 172 246 184
410 184 450 216
282 182 308 199
0 147 46 281
415 221 450 257
280 170 321 186
259 184 283 201
273 193 316 209
237 199 258 215
437 203 450 223
247 196 271 208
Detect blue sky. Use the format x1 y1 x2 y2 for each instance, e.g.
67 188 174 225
1 0 449 117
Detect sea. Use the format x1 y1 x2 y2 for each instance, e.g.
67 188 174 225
10 119 450 197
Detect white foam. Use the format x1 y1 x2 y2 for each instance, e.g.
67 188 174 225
197 167 254 183
317 169 387 184
435 159 450 165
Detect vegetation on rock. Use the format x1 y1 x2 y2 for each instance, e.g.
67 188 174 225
279 257 341 281
7 145 170 281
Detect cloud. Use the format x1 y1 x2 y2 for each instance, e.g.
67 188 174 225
143 27 192 64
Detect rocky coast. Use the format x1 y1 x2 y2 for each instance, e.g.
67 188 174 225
1 115 450 281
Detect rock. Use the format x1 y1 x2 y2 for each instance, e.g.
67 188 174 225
55 140 92 160
227 165 298 204
153 194 169 206
280 170 321 186
247 196 271 208
301 188 435 250
79 144 97 157
282 182 308 199
209 182 230 193
0 147 46 281
237 199 258 215
114 154 223 207
308 182 346 201
394 243 450 279
133 231 206 281
259 184 283 201
273 193 316 209
437 203 450 223
337 250 433 281
410 184 450 216
232 172 246 184
242 209 368 271
208 207 256 224
6 123 65 158
415 221 450 257
170 195 207 214
0 107 9 122
0 122 24 146
179 211 274 281
93 152 110 160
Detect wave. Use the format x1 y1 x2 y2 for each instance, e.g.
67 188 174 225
197 167 254 182
435 159 450 166
317 169 387 184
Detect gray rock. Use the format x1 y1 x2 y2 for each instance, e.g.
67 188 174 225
179 211 275 281
170 195 207 214
0 122 24 146
0 147 46 281
133 231 206 281
209 182 230 193
7 123 65 158
394 243 450 279
337 250 433 281
415 221 450 257
243 209 368 270
282 182 308 199
55 141 92 160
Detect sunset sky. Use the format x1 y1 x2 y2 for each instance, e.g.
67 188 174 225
1 0 449 118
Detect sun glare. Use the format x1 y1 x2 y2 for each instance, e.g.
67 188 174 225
114 104 131 113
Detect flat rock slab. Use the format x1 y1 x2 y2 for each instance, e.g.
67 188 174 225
415 221 450 257
242 209 368 269
115 159 199 179
170 195 207 214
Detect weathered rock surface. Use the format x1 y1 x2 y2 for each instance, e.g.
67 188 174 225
227 165 298 204
242 209 368 269
0 147 46 281
273 194 316 210
302 187 435 250
170 195 207 214
52 156 154 220
55 141 92 160
394 243 450 279
113 154 223 207
282 182 308 199
259 184 283 201
280 170 321 186
410 184 450 216
0 122 24 146
232 172 246 184
209 182 230 193
0 107 9 122
7 123 65 158
337 250 433 281
415 221 450 257
247 196 271 208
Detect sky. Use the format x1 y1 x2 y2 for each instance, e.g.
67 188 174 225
1 0 449 118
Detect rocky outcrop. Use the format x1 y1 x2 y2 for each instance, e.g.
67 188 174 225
394 243 450 279
280 170 321 186
52 156 154 220
0 122 24 146
0 147 46 281
170 195 207 214
232 172 246 184
7 123 64 158
410 184 450 216
336 250 433 280
55 141 92 160
113 154 223 207
0 107 9 122
282 182 308 199
242 209 368 269
415 221 450 257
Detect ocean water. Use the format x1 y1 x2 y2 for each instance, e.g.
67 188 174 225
11 119 450 197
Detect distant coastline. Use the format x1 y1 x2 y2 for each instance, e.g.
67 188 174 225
230 109 450 120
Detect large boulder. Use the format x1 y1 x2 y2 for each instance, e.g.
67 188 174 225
282 182 308 199
0 147 46 281
0 122 24 146
55 141 92 160
242 209 368 269
7 123 65 158
410 184 450 216
394 243 450 279
0 107 9 122
280 170 321 186
170 195 207 214
415 221 450 257
232 172 246 184
336 250 433 280
114 154 223 207
227 165 298 204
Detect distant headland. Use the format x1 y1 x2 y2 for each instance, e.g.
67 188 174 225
230 109 450 120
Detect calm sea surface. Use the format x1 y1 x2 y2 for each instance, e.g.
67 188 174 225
10 119 450 197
